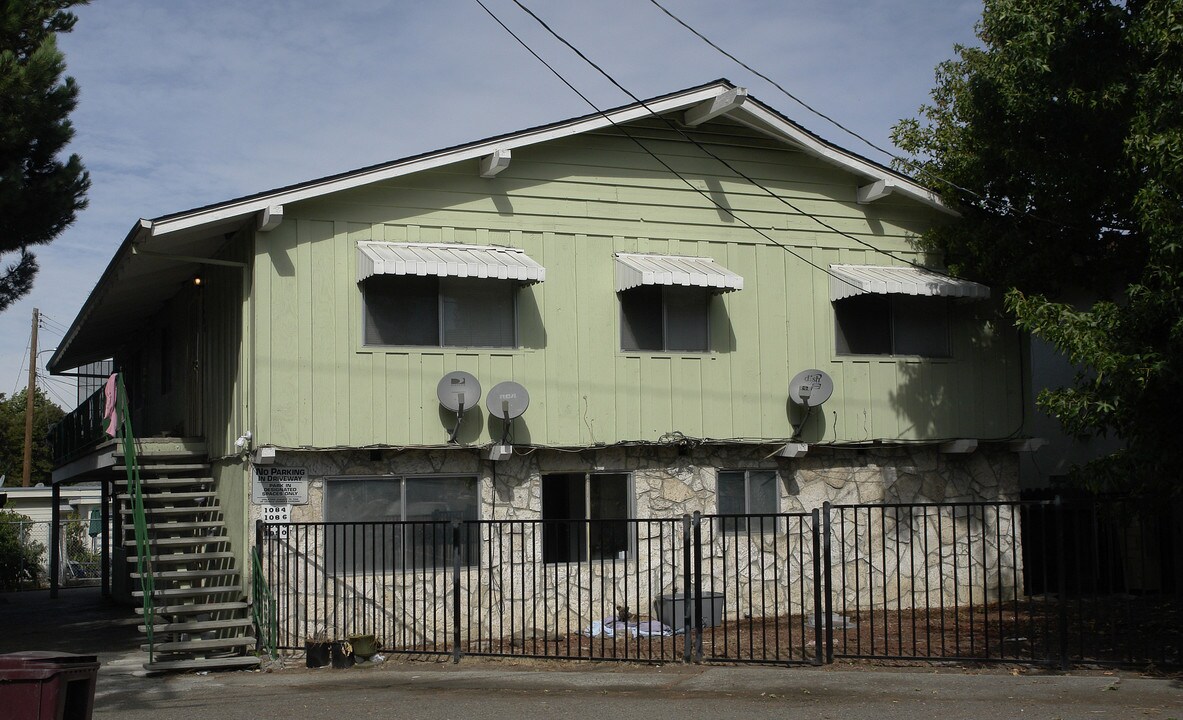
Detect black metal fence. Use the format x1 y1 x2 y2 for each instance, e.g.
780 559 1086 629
255 497 1181 668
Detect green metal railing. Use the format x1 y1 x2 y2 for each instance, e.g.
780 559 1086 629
251 532 278 660
114 374 156 662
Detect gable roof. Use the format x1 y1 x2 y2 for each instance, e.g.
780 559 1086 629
49 79 948 373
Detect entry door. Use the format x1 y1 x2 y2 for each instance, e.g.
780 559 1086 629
185 291 204 437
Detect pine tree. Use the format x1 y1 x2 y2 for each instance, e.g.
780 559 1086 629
0 0 90 312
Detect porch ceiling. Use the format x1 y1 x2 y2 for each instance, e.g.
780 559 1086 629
48 220 241 373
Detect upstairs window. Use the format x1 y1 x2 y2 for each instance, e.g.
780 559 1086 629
614 252 743 353
620 285 710 352
357 241 545 349
363 275 517 347
828 264 990 359
834 294 950 357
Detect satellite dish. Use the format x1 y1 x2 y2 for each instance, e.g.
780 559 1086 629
788 369 834 407
437 371 482 413
486 381 530 421
437 371 482 443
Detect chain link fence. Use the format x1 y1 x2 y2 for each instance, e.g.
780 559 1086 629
0 517 108 591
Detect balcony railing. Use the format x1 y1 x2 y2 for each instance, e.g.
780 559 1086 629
47 386 108 465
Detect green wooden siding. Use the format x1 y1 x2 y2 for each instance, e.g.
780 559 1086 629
252 117 1022 448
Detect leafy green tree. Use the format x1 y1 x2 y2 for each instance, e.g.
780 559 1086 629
0 509 44 590
893 0 1183 492
0 388 65 486
0 0 90 312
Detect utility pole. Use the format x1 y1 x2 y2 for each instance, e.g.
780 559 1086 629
22 307 38 487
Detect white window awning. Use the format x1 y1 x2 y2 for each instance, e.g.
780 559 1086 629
829 264 990 302
615 253 744 293
357 241 545 284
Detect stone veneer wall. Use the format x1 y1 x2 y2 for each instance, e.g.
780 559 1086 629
253 444 1021 647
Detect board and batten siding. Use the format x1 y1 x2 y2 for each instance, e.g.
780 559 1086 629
251 117 1022 449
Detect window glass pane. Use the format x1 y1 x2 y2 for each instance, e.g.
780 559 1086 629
835 294 891 354
748 470 779 531
589 473 630 560
404 476 479 568
325 478 402 573
542 473 586 563
620 286 663 351
441 278 516 347
664 287 709 352
363 275 439 346
717 470 746 533
716 471 746 515
893 296 950 357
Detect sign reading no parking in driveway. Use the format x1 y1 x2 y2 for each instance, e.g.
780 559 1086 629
251 466 309 505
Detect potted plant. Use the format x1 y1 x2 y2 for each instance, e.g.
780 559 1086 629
305 630 331 668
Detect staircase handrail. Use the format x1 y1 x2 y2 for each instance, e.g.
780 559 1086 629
116 373 155 662
250 533 278 660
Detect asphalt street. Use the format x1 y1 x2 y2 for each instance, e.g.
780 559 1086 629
2 588 1179 720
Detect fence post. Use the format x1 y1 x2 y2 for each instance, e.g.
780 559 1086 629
692 510 703 663
50 483 61 599
681 514 692 664
822 501 834 664
254 520 264 655
452 520 463 664
811 508 824 666
100 481 111 599
1054 496 1068 670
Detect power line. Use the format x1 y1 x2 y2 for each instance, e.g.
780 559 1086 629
11 333 31 397
474 0 855 287
506 0 941 276
644 0 1073 230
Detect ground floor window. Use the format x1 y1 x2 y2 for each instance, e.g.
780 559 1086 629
541 472 631 563
325 475 479 572
716 469 779 533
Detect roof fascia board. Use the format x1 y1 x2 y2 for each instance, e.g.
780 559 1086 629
149 85 732 238
47 219 153 373
728 103 955 216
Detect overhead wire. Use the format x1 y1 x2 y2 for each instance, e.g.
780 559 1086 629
473 0 854 287
644 0 1075 230
505 0 944 277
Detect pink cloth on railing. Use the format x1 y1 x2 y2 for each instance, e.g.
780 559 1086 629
103 373 120 437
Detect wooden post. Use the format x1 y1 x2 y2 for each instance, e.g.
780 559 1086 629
21 308 38 487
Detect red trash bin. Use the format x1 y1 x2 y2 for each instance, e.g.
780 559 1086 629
0 651 100 720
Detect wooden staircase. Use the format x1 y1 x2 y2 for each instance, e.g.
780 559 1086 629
117 441 260 672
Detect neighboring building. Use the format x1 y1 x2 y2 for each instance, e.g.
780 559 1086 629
46 80 1032 670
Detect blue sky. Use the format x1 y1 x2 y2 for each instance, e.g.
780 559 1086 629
0 0 980 409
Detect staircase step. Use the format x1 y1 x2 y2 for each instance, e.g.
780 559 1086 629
127 551 236 565
132 568 239 581
143 655 260 673
116 462 210 473
142 636 257 653
136 601 249 616
117 491 215 502
138 521 226 532
116 477 214 488
123 535 227 549
121 504 222 517
134 585 243 599
140 617 254 634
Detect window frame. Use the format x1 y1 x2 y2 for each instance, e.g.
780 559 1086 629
541 471 635 564
360 274 521 349
716 469 780 534
833 294 952 358
619 285 711 353
323 474 481 573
